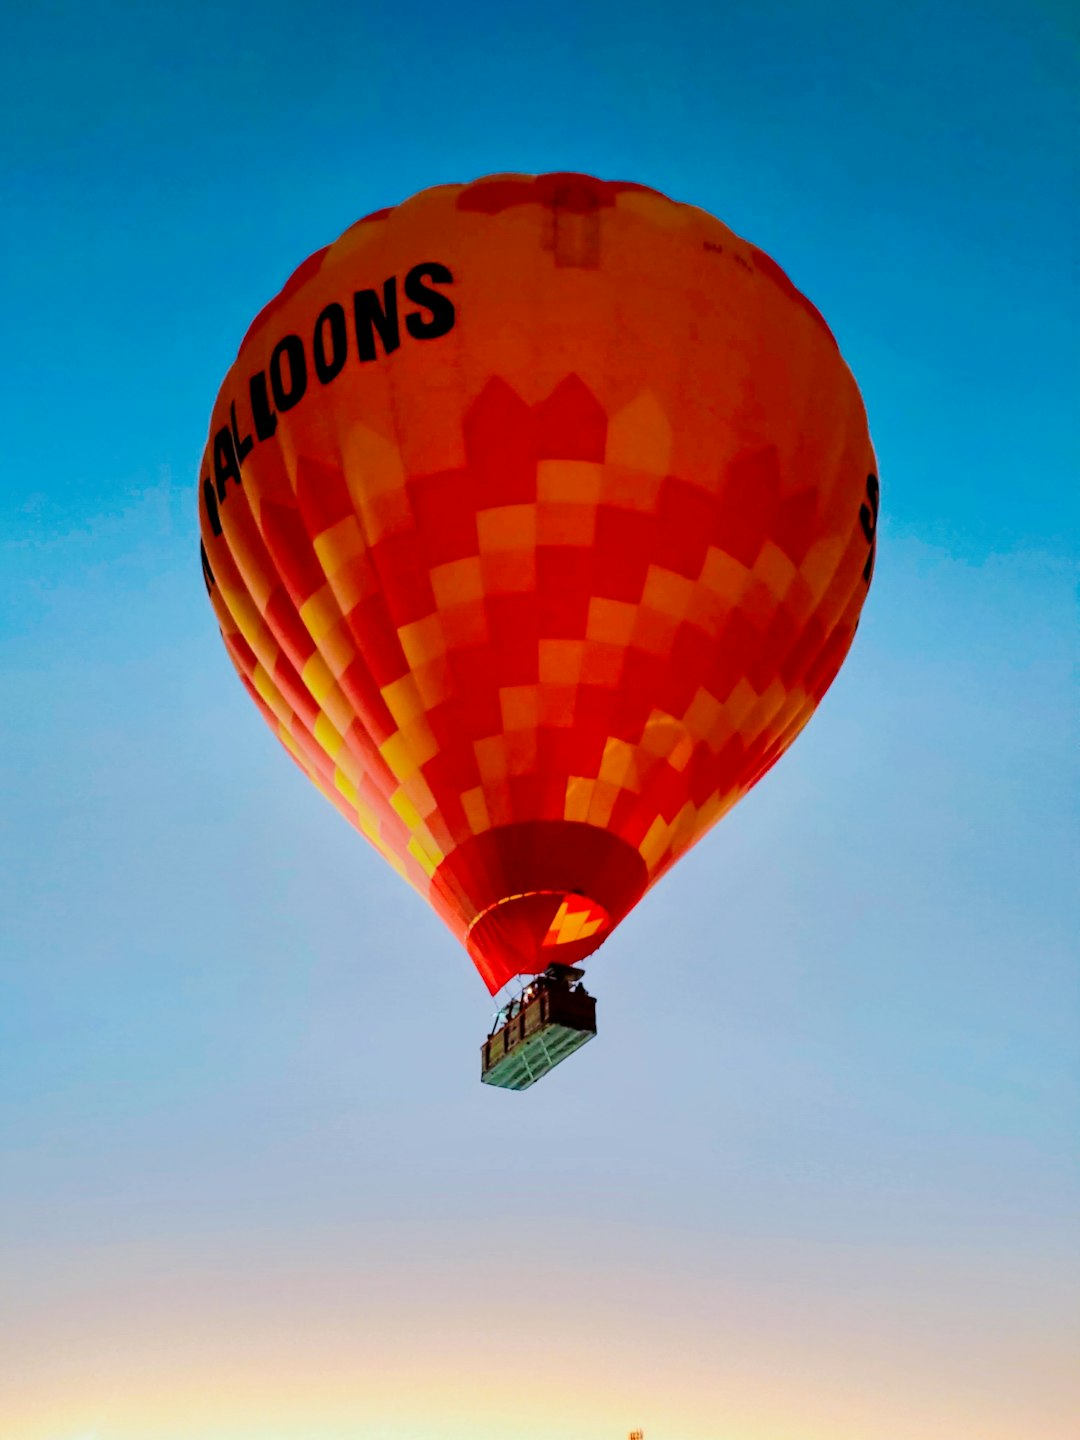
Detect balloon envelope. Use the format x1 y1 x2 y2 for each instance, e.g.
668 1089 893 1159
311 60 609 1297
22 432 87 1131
199 173 877 993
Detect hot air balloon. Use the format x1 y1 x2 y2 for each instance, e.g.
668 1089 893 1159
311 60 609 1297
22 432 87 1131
198 173 878 1089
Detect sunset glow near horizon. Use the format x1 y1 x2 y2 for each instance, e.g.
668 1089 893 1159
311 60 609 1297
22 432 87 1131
2 1 1077 1438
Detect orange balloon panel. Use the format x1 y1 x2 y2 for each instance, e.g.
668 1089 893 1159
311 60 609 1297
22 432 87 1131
198 173 878 994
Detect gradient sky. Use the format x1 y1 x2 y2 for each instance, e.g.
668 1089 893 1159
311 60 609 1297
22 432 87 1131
2 2 1077 1438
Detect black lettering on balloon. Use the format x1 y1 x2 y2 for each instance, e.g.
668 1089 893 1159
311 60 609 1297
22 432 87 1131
249 370 278 440
229 401 253 465
202 475 222 536
860 472 879 584
201 260 455 540
200 540 216 593
213 427 243 503
404 262 455 339
270 334 308 410
354 278 400 361
313 301 348 384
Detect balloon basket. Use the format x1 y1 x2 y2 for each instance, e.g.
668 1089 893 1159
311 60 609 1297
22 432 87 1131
480 965 597 1091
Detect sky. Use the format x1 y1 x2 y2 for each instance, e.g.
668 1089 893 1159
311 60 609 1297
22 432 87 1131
1 1 1077 1437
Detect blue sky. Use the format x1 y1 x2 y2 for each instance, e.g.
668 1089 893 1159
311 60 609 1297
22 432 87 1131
1 3 1077 1437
